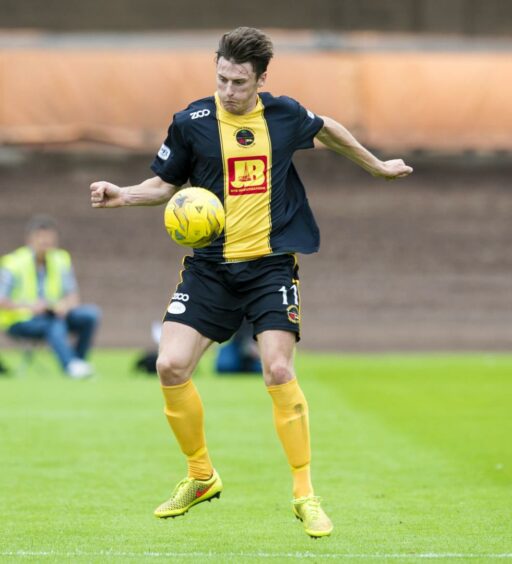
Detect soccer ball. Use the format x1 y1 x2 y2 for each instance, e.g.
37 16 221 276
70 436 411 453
164 187 225 248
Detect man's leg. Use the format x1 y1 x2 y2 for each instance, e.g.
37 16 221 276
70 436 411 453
258 329 333 537
154 321 222 518
66 304 101 360
8 314 75 371
257 330 312 498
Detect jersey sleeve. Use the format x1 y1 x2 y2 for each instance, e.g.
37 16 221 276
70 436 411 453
294 102 324 151
150 118 191 186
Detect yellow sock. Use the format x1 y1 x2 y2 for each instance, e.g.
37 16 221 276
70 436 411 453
267 378 314 498
161 380 213 480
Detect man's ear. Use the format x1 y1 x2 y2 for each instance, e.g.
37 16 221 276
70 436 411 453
257 71 267 89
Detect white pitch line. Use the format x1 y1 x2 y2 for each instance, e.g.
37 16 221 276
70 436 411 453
1 551 512 559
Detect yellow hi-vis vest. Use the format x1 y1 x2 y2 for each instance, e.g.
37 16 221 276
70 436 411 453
0 246 72 330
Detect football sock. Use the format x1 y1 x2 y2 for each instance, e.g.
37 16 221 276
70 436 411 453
267 378 314 498
161 380 213 480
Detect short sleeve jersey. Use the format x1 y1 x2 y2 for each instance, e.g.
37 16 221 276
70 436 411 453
151 92 324 262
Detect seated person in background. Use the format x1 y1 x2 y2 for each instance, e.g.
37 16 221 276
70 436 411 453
215 320 262 374
0 215 101 379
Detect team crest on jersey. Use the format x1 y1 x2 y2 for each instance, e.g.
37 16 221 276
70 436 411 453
287 305 300 324
235 128 255 147
227 156 268 195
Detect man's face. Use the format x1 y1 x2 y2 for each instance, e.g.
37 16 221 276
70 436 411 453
216 57 267 115
27 228 58 260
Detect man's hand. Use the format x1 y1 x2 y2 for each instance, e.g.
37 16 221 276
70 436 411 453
90 177 176 208
31 299 50 316
53 294 79 318
90 181 125 208
374 159 413 181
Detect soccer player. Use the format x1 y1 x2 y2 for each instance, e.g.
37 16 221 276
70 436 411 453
90 27 412 537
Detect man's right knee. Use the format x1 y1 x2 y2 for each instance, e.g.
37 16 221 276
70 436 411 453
156 352 193 386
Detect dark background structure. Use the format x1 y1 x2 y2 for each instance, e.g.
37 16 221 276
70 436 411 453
2 0 511 35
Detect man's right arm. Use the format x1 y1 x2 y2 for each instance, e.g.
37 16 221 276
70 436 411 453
0 269 47 314
90 176 177 208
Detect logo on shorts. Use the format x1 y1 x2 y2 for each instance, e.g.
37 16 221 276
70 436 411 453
287 305 300 324
172 292 189 302
227 156 268 195
235 128 255 147
168 302 186 314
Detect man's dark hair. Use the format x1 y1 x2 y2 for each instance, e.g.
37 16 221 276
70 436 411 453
25 215 58 235
216 27 274 78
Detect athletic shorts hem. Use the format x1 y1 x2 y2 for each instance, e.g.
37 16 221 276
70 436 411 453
162 317 230 344
253 323 300 342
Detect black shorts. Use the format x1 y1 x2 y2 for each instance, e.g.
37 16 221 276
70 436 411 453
163 254 301 343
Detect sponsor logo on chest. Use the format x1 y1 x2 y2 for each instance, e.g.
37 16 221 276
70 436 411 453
227 156 268 196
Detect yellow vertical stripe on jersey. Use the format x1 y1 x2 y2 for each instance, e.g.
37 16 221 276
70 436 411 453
215 93 272 261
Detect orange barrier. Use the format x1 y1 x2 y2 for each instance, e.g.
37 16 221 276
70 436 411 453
357 53 512 151
0 48 511 150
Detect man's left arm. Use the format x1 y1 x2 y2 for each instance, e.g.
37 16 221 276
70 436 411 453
316 116 413 180
53 262 80 317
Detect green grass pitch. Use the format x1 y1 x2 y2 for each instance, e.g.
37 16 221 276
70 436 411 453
0 350 511 562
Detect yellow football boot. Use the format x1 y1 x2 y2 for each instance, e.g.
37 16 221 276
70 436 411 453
154 469 222 518
292 495 333 538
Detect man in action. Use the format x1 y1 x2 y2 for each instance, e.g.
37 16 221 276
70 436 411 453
90 27 412 537
0 215 101 378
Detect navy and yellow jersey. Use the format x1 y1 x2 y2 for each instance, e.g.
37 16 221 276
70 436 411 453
151 92 324 262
